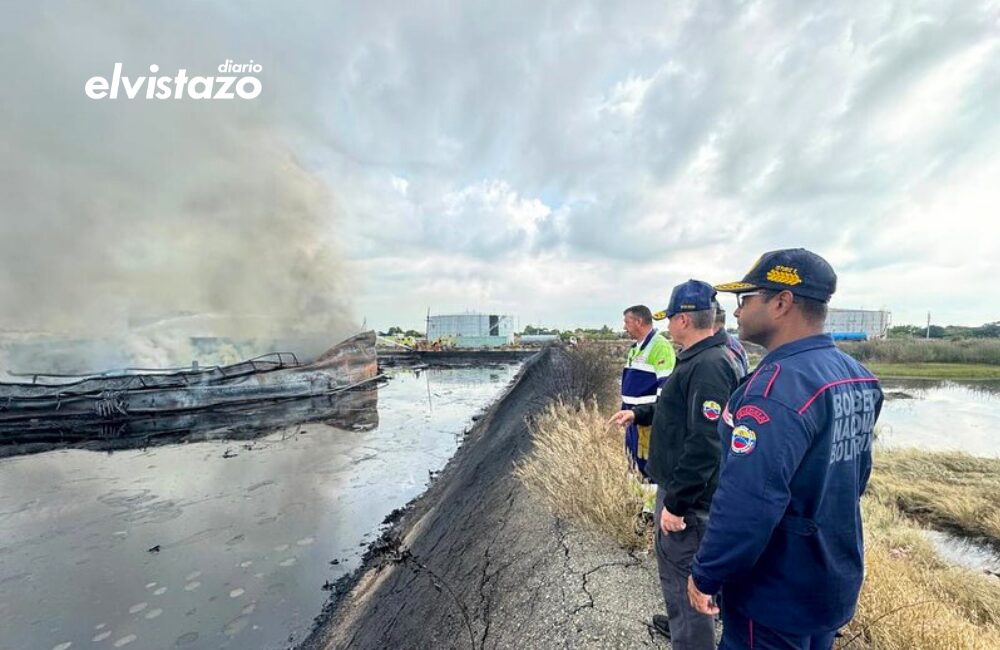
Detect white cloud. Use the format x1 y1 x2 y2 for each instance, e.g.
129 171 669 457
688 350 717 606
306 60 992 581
875 40 996 144
325 0 1000 330
5 0 1000 337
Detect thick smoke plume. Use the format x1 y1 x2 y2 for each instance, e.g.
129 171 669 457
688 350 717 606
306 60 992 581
0 4 356 373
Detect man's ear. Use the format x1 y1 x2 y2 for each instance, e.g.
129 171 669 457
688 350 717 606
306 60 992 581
773 290 796 318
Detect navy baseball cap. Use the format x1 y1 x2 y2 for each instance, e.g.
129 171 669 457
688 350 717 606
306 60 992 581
715 248 837 303
652 279 717 320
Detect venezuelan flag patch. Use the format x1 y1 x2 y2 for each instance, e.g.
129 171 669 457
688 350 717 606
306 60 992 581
731 425 757 455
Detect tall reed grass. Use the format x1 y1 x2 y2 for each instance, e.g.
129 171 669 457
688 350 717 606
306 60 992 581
514 398 648 550
840 339 1000 365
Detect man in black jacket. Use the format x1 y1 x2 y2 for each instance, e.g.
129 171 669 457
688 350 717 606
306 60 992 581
611 279 744 649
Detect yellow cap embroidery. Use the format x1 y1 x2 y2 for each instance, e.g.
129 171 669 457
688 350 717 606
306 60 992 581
766 265 802 286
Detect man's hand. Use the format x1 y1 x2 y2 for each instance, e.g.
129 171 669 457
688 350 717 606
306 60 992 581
687 576 719 615
660 507 686 534
608 410 635 427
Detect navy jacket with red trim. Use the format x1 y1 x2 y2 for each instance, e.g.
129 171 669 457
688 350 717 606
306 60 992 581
691 334 883 635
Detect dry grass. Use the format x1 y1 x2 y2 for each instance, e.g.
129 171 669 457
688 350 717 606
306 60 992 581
559 342 622 408
514 398 648 549
837 449 1000 649
867 449 1000 544
839 494 1000 649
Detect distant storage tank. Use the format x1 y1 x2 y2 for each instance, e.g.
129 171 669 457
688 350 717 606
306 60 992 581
426 313 514 348
824 309 891 341
519 334 560 345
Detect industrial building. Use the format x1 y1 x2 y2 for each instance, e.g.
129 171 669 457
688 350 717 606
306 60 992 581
426 312 515 348
823 308 891 341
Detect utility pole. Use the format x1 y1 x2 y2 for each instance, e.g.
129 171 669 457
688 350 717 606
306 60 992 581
926 312 931 339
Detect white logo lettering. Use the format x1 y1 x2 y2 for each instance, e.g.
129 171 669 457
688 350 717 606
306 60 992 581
829 388 878 464
85 61 263 100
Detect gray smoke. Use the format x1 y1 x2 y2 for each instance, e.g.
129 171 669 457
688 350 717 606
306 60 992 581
0 3 356 373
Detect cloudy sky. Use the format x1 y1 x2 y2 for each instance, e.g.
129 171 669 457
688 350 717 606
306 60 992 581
4 0 1000 337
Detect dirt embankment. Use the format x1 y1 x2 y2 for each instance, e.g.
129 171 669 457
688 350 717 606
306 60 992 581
300 345 669 650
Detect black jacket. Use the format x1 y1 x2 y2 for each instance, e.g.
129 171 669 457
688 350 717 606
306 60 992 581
633 329 744 516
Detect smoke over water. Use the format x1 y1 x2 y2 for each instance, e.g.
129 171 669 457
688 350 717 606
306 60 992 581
0 5 356 374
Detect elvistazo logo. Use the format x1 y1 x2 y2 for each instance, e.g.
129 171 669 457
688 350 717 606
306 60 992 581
85 61 263 100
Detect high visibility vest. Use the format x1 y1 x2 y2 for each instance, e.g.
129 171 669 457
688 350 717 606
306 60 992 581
621 329 675 477
621 329 674 405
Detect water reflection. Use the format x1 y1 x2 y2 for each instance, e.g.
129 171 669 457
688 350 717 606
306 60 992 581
926 530 1000 575
0 364 521 650
877 379 1000 457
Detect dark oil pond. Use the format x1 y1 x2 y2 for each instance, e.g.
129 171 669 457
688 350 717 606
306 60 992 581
0 364 521 650
877 379 1000 457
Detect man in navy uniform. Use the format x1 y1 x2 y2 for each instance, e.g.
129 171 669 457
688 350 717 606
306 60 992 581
612 280 743 648
687 249 883 650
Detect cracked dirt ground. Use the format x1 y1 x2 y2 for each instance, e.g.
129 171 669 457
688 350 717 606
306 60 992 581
300 347 672 650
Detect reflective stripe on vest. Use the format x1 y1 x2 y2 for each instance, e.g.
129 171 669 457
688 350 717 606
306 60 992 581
622 394 658 405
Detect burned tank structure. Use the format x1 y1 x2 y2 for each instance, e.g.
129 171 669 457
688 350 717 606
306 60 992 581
0 331 380 454
0 385 381 458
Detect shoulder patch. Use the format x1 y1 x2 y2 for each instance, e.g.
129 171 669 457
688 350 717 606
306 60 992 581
702 400 721 421
731 425 757 455
735 405 770 425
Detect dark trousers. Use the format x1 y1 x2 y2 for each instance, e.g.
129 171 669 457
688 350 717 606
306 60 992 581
719 600 838 650
654 487 715 650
